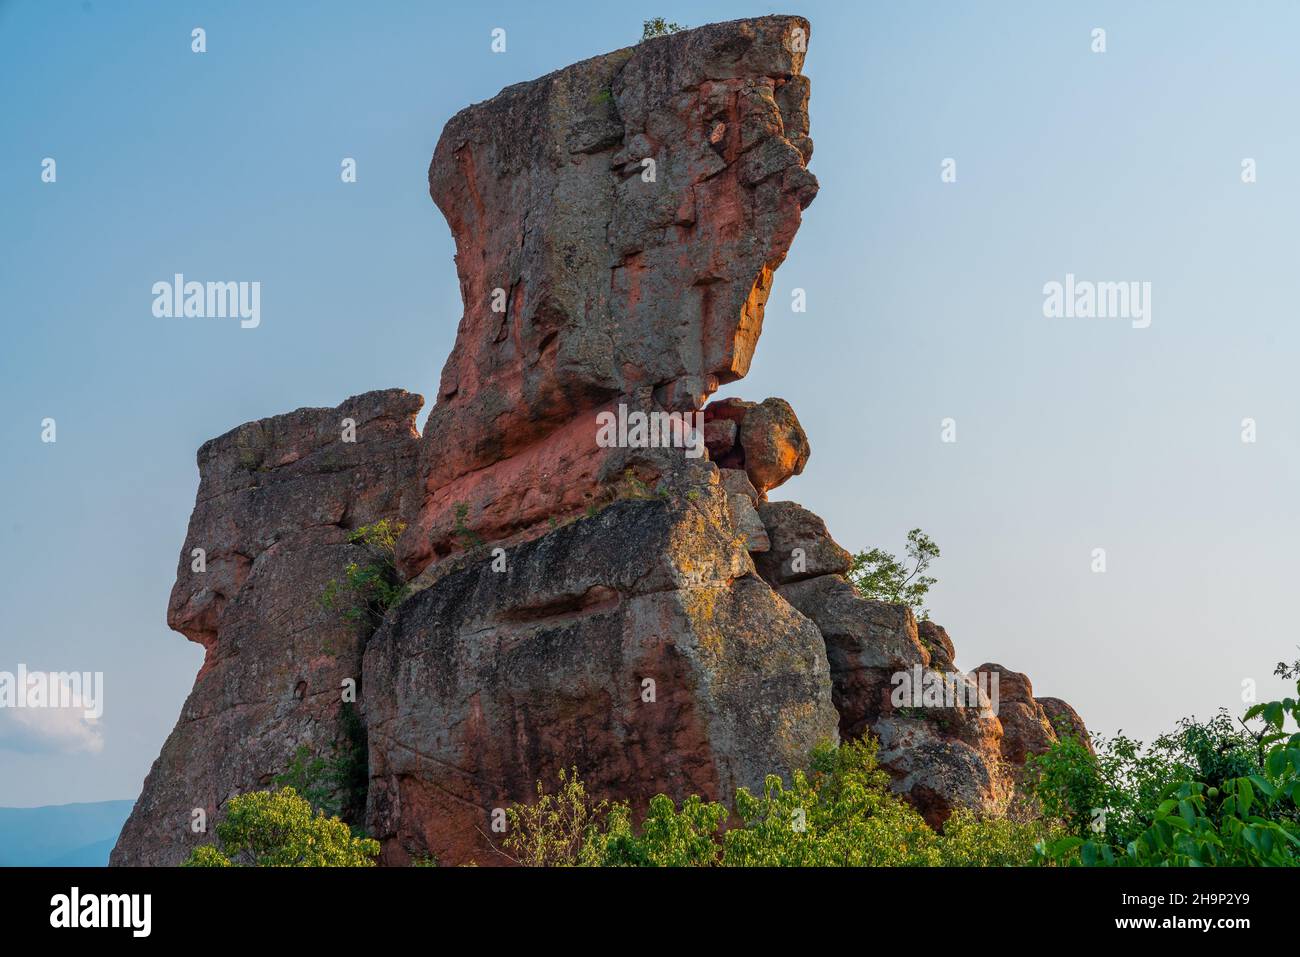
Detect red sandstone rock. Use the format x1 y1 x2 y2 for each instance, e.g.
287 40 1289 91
776 572 1009 827
918 620 957 671
703 396 810 493
398 15 818 576
704 418 738 459
753 500 852 585
1037 696 1094 752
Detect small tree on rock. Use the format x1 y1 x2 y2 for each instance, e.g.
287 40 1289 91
848 528 940 619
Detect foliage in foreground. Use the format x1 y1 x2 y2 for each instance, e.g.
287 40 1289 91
498 739 1054 867
847 528 939 619
1029 657 1300 866
184 787 380 867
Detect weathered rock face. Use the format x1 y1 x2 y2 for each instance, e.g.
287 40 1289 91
753 500 852 585
111 390 423 866
114 16 1089 867
764 507 1089 828
398 15 818 576
364 480 837 865
1037 696 1093 750
775 571 1006 826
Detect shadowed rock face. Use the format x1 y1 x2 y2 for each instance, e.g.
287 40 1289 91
399 15 818 576
110 390 423 866
113 17 1089 867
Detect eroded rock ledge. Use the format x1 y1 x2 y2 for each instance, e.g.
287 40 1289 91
111 16 1087 867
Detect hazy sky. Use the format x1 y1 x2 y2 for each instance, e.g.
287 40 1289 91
2 0 1297 806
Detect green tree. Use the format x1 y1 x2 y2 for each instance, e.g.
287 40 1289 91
183 787 380 867
641 17 686 40
593 794 727 867
847 528 940 619
936 807 1059 866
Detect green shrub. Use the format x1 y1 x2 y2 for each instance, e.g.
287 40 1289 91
320 519 408 626
1032 661 1300 866
496 739 1048 867
848 528 939 619
183 787 379 867
723 740 938 866
275 702 368 823
936 807 1059 866
641 18 686 40
593 794 727 867
500 767 607 867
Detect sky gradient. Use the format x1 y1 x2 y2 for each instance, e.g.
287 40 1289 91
2 0 1297 806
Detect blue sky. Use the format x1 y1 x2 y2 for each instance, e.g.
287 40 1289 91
2 0 1297 805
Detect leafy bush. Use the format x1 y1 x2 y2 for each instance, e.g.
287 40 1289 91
723 740 938 866
320 519 408 626
641 17 686 40
496 739 1048 867
183 787 380 867
936 807 1060 866
593 794 727 867
500 767 607 867
274 702 368 823
1031 662 1300 866
848 528 939 619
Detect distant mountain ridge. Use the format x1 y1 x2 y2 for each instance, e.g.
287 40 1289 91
0 800 134 866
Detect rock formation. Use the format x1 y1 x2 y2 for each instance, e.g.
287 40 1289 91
397 14 817 576
111 391 423 865
112 15 1087 867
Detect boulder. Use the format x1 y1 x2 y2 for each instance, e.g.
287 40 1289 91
753 500 852 585
363 485 838 865
1038 697 1093 752
917 620 957 671
703 396 811 493
738 397 811 493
